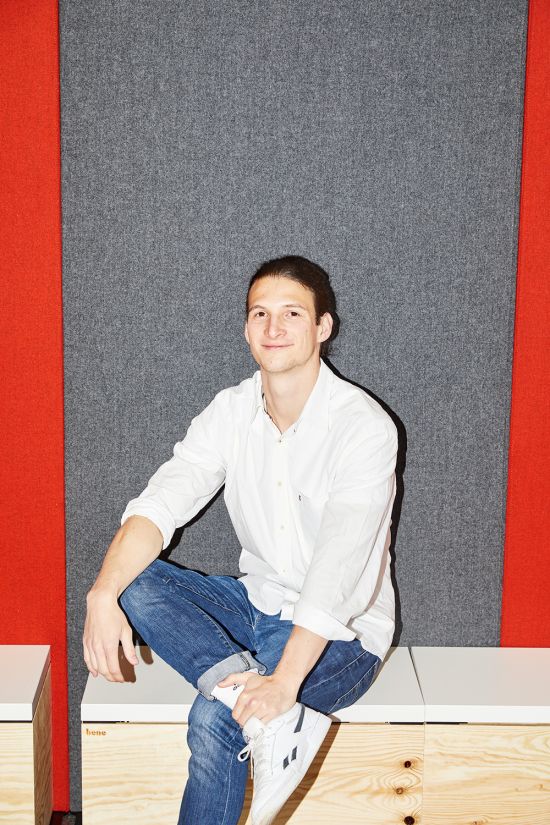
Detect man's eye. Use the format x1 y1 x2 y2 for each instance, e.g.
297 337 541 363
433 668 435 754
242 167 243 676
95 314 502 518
288 311 300 317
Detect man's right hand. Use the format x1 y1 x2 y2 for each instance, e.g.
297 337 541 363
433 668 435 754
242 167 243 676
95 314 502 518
83 589 139 682
83 516 164 681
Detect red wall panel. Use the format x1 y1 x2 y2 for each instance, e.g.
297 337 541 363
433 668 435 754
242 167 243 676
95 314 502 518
0 0 68 808
501 0 550 646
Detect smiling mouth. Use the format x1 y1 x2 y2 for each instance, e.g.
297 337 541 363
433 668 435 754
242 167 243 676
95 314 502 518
262 344 291 349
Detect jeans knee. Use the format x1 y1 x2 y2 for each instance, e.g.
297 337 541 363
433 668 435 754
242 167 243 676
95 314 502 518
119 559 167 617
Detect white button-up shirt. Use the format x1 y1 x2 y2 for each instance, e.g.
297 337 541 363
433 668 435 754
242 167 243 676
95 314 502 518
121 359 398 661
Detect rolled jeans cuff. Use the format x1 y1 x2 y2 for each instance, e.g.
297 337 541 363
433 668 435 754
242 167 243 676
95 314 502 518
197 650 267 701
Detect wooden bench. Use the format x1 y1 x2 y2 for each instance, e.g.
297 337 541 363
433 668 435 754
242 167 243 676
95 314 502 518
411 646 550 825
81 645 423 824
0 645 52 825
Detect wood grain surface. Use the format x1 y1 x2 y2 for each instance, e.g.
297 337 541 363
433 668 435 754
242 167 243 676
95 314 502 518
33 666 52 825
82 721 423 824
0 665 52 825
422 723 550 824
82 723 189 824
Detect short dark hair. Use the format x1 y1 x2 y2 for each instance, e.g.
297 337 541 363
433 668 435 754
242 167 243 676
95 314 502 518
246 255 340 358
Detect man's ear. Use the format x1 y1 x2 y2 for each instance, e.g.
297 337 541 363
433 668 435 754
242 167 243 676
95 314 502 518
244 322 250 345
318 312 333 343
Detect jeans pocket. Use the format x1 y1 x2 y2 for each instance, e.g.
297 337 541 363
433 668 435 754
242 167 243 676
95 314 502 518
326 655 382 714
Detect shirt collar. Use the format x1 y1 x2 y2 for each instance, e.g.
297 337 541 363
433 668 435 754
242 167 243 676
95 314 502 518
253 359 332 435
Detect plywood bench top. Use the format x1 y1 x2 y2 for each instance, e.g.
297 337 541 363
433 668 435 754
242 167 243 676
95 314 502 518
411 646 550 723
81 645 424 723
0 645 50 720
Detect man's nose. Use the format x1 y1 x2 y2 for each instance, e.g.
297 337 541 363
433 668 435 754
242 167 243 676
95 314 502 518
266 316 285 337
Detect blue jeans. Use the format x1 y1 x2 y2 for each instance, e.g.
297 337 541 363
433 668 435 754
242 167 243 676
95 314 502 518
119 558 382 825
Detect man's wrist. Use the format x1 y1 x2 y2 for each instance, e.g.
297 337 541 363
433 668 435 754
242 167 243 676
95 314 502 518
87 580 121 602
272 665 305 691
272 624 329 691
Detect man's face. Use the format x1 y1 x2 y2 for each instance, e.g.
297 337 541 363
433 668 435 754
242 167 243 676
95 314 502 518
244 275 332 374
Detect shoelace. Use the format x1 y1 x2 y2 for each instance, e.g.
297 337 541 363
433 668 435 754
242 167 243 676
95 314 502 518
237 728 269 781
237 739 255 778
237 708 298 780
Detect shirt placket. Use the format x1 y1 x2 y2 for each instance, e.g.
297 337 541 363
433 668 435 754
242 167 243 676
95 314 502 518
273 434 292 577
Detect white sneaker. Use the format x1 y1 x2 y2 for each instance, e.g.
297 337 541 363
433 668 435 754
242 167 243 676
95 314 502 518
237 702 332 825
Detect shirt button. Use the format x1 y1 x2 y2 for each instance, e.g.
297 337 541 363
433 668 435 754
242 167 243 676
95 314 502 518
280 524 285 530
277 481 282 487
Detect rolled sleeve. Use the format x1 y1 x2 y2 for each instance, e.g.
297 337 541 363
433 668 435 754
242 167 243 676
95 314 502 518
120 394 228 550
121 500 179 551
292 418 398 639
292 599 357 642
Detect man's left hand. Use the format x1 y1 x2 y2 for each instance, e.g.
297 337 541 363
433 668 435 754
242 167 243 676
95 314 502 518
216 671 298 728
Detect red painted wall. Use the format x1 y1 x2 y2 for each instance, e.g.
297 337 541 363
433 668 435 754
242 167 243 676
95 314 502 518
0 0 69 808
501 0 550 646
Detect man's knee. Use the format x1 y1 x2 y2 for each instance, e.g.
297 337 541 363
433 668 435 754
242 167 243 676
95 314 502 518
119 559 167 616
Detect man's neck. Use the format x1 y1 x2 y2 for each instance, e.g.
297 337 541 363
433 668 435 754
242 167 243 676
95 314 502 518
261 358 321 434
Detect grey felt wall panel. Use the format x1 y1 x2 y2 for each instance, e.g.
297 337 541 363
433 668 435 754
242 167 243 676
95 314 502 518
60 0 527 809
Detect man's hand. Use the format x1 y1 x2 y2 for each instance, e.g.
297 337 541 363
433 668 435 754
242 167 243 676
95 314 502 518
83 589 138 682
83 517 163 682
217 671 299 728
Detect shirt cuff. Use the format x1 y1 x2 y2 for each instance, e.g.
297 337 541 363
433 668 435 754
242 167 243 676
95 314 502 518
120 504 174 550
292 598 357 642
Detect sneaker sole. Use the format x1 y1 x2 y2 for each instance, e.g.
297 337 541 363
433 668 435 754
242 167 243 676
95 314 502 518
252 711 332 825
